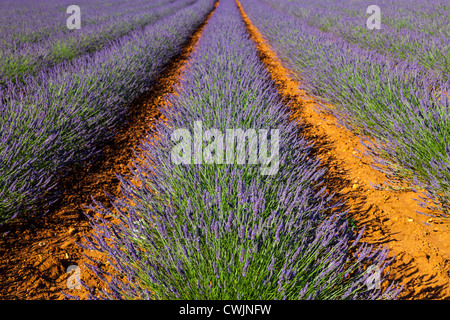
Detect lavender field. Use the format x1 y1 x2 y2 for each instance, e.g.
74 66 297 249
240 0 450 215
0 0 214 223
0 0 449 303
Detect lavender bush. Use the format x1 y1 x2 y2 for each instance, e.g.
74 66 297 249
259 0 449 78
239 0 450 216
78 0 401 300
0 0 192 85
0 0 216 224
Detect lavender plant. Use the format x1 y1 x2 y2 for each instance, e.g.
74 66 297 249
259 0 449 78
0 0 216 224
239 0 450 216
77 0 401 300
0 0 192 85
0 0 162 48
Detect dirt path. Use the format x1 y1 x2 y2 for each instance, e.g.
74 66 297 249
0 1 218 300
236 0 450 300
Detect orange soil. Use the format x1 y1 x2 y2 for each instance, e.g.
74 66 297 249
0 2 218 300
236 0 450 300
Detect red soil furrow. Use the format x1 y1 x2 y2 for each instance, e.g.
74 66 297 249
236 0 450 300
0 1 218 300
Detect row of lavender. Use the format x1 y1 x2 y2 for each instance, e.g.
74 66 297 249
77 0 401 299
259 0 449 78
0 0 191 84
0 0 216 224
239 0 450 216
1 0 150 46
